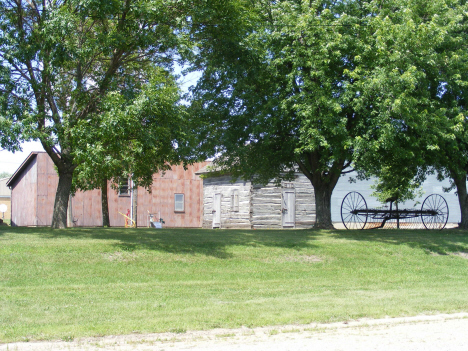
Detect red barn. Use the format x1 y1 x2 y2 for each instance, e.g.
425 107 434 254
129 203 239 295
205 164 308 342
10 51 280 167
7 152 208 227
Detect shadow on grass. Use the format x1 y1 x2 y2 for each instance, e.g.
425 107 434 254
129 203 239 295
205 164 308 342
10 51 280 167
330 228 468 255
0 226 321 259
1 226 467 258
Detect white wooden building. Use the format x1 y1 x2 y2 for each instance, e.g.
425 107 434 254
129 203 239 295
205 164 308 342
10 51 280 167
331 172 463 225
196 165 316 229
0 177 11 221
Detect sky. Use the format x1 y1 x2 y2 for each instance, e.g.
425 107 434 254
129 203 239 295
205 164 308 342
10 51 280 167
0 141 44 175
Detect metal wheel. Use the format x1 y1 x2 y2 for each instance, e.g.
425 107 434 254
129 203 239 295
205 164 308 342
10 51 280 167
421 194 449 230
341 192 368 230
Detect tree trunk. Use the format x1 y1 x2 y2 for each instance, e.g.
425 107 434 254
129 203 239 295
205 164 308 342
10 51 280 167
453 173 468 229
313 183 335 229
298 156 343 230
101 177 110 227
51 171 73 229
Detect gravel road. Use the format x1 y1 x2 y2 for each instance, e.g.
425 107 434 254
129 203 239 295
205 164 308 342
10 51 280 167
2 313 468 351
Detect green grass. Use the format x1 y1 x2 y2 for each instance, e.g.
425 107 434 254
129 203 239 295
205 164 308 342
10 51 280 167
1 226 468 342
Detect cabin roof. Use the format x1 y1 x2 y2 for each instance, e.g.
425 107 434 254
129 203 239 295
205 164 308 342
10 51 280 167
195 162 222 175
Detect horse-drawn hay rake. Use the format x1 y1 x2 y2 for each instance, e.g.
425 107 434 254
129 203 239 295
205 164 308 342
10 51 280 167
340 192 449 230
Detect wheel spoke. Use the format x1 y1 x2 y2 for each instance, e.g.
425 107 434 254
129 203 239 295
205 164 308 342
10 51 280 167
421 194 448 230
341 192 368 230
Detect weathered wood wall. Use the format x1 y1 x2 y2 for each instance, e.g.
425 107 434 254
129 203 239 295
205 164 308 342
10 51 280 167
71 187 103 227
250 183 282 229
251 175 315 229
201 173 316 229
202 176 252 229
290 175 316 228
131 163 208 228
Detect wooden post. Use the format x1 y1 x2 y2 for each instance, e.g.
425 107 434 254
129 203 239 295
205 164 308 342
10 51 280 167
67 194 73 227
396 202 400 229
132 185 138 228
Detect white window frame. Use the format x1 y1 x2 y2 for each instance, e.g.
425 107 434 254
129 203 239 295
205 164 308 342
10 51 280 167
231 189 239 212
174 193 185 212
118 178 130 196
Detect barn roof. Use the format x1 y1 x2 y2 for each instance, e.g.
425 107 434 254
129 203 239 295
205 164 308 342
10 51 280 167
6 151 45 188
195 162 300 178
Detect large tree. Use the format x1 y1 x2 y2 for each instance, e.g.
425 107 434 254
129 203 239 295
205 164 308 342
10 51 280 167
72 67 186 227
352 0 468 227
428 2 468 228
188 0 373 228
0 0 188 228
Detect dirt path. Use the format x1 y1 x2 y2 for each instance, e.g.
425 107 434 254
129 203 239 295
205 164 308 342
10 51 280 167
2 313 468 351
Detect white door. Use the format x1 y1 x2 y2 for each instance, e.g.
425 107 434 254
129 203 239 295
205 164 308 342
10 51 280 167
282 190 295 227
212 193 221 228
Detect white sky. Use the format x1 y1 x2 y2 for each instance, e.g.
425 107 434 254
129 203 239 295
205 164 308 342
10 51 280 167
0 141 44 175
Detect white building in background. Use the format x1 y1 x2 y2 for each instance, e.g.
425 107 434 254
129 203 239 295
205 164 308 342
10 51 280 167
0 177 11 221
331 172 461 225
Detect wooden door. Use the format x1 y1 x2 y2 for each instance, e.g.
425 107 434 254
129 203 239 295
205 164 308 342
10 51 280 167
282 190 295 227
212 193 221 228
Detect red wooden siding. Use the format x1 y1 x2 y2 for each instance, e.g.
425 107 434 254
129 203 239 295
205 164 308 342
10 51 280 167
10 156 38 226
9 152 208 227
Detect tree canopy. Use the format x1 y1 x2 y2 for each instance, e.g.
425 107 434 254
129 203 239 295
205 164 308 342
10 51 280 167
0 171 11 179
189 0 468 228
352 0 468 226
2 0 468 229
0 0 190 227
189 0 374 228
72 67 186 226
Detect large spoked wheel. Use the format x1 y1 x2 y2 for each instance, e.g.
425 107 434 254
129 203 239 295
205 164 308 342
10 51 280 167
341 192 368 230
421 194 449 230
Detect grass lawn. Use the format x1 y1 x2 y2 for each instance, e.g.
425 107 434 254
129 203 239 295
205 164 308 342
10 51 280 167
1 226 468 342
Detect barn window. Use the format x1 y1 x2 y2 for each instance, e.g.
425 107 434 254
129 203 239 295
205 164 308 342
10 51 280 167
231 190 239 212
174 193 185 212
118 178 130 196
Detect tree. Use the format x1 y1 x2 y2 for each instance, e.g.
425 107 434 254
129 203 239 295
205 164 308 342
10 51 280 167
352 0 468 227
189 0 374 228
366 166 425 205
0 171 12 179
72 67 186 227
428 3 468 229
0 0 188 228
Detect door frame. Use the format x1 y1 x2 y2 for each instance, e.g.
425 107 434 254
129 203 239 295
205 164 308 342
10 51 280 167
282 189 296 228
212 193 221 228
